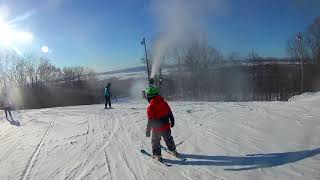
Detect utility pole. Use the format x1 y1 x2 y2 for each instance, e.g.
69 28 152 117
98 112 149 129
296 33 304 94
141 37 150 82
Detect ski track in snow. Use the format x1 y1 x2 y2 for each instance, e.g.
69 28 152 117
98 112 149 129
21 118 55 180
0 95 320 179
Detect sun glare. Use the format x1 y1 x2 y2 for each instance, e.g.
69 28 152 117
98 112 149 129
0 15 33 48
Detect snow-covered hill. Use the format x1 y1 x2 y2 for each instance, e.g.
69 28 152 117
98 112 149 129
0 94 320 180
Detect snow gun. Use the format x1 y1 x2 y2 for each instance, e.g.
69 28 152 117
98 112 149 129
149 78 155 86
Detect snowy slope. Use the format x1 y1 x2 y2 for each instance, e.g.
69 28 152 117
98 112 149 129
0 95 320 180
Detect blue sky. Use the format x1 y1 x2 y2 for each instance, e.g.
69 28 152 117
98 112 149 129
0 0 319 71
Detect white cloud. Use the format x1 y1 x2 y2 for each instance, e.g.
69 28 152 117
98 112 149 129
7 10 36 25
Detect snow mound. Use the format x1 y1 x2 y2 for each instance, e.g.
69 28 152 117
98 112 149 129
288 92 320 102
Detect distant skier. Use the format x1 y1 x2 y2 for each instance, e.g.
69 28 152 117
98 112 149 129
145 86 178 161
2 93 13 120
104 82 112 109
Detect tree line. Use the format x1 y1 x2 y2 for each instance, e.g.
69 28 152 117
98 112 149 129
146 16 320 101
0 50 96 89
287 17 320 64
0 49 103 109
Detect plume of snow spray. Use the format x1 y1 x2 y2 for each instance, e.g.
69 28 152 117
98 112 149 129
130 79 148 99
150 0 226 78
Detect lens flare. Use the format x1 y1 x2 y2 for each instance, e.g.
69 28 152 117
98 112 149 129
41 45 49 53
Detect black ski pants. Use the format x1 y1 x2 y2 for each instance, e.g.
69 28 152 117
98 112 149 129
4 107 12 118
105 96 111 107
151 129 176 156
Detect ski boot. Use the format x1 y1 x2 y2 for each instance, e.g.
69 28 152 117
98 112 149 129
168 150 186 161
168 150 179 157
152 155 163 162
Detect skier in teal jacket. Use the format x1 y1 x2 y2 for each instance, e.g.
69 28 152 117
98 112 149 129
104 83 112 109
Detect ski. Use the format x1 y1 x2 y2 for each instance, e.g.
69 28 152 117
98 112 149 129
140 149 172 167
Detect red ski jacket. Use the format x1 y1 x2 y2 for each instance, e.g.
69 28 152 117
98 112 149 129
147 95 173 132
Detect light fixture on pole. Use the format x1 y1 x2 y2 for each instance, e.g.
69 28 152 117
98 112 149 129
296 33 304 94
141 37 150 83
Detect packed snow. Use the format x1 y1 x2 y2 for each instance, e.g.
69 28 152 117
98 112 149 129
0 94 320 180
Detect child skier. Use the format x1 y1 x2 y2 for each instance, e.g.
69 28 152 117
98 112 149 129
145 86 178 161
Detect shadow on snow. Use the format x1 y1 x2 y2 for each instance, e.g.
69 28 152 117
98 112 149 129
166 147 320 171
6 117 21 127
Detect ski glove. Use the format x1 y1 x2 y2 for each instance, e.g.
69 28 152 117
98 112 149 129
146 127 151 137
169 112 175 128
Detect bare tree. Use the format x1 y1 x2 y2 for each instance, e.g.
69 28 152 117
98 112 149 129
36 58 61 87
184 40 209 77
84 67 96 80
228 52 240 63
208 47 224 65
172 47 185 72
13 59 28 87
24 56 38 87
0 50 19 89
307 16 320 64
287 34 311 62
248 49 261 62
287 38 301 60
62 67 76 85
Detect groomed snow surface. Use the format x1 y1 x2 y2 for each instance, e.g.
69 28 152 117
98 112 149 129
0 93 320 180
